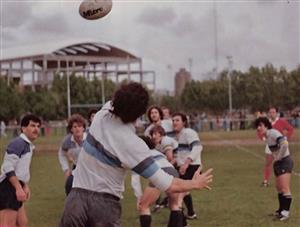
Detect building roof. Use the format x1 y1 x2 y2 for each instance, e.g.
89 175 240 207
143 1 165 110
0 40 139 61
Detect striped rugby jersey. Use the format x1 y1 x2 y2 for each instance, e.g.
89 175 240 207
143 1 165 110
0 133 35 183
175 128 203 166
266 129 290 161
155 136 178 156
72 102 173 199
58 133 87 172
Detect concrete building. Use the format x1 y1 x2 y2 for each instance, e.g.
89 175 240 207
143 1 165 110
0 41 155 91
175 68 191 96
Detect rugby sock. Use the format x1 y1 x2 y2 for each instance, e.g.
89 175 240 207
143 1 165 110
182 209 188 227
281 194 292 213
139 215 151 227
167 210 183 227
277 193 284 212
183 194 195 216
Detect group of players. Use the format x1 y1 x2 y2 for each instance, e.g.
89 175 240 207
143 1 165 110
0 82 295 227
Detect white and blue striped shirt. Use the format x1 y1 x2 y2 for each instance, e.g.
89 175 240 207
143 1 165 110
0 133 35 183
73 102 174 198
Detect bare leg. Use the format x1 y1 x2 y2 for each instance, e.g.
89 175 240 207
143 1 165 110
16 205 28 227
0 209 18 227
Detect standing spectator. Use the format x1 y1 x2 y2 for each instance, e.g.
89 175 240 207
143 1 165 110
59 82 213 227
172 112 203 220
0 120 7 138
0 114 41 227
259 107 294 187
58 114 87 195
255 117 293 221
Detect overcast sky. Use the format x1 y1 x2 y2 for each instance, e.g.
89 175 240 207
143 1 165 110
0 0 299 91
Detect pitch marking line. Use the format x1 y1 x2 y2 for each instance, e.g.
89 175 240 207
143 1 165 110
207 132 300 177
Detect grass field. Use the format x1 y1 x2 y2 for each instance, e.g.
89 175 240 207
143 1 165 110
0 129 299 227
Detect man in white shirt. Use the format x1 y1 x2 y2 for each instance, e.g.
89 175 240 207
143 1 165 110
0 114 41 227
59 82 213 227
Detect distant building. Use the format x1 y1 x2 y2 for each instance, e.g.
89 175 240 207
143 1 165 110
0 41 155 91
175 68 191 96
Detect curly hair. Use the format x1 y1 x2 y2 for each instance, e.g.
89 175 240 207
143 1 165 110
147 105 163 123
254 117 272 129
67 114 86 133
111 82 149 123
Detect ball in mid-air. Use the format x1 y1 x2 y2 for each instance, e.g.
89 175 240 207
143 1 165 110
79 0 113 20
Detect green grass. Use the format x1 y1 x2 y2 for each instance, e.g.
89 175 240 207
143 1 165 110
0 130 299 227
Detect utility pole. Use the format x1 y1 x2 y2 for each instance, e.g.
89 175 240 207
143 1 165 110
66 60 71 119
213 0 219 78
227 56 233 115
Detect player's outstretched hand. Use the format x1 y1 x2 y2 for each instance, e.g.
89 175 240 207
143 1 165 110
192 167 213 190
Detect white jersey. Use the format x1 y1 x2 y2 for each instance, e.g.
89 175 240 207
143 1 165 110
73 102 173 199
58 133 87 172
161 119 173 135
144 119 174 137
155 136 178 155
265 129 290 161
175 128 202 166
0 133 35 183
131 148 175 199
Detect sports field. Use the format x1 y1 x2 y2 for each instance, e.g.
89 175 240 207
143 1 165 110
0 129 299 227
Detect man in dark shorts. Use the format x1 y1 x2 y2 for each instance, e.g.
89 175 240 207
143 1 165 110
0 114 41 227
172 112 203 220
255 117 294 221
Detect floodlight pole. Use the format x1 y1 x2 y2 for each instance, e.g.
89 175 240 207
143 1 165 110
227 56 233 115
213 0 219 78
66 60 71 118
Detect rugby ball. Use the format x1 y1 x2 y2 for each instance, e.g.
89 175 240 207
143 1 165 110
79 0 113 20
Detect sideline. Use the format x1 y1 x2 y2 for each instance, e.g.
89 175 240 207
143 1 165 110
207 132 300 177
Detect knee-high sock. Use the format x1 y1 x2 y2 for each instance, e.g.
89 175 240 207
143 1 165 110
167 210 183 227
282 194 292 212
140 215 151 227
277 193 284 212
183 194 195 216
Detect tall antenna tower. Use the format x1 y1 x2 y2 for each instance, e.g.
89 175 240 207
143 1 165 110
213 0 219 78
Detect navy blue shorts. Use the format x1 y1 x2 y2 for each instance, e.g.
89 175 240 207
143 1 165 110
273 155 294 177
178 165 200 180
0 178 24 211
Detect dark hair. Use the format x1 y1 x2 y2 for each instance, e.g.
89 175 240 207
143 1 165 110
254 117 272 129
268 106 278 113
149 125 166 137
88 109 98 124
172 112 188 127
67 114 86 133
147 106 163 123
111 82 149 123
139 135 155 150
20 114 41 128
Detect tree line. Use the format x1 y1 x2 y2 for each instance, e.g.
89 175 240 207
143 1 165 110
0 63 299 122
161 64 300 114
